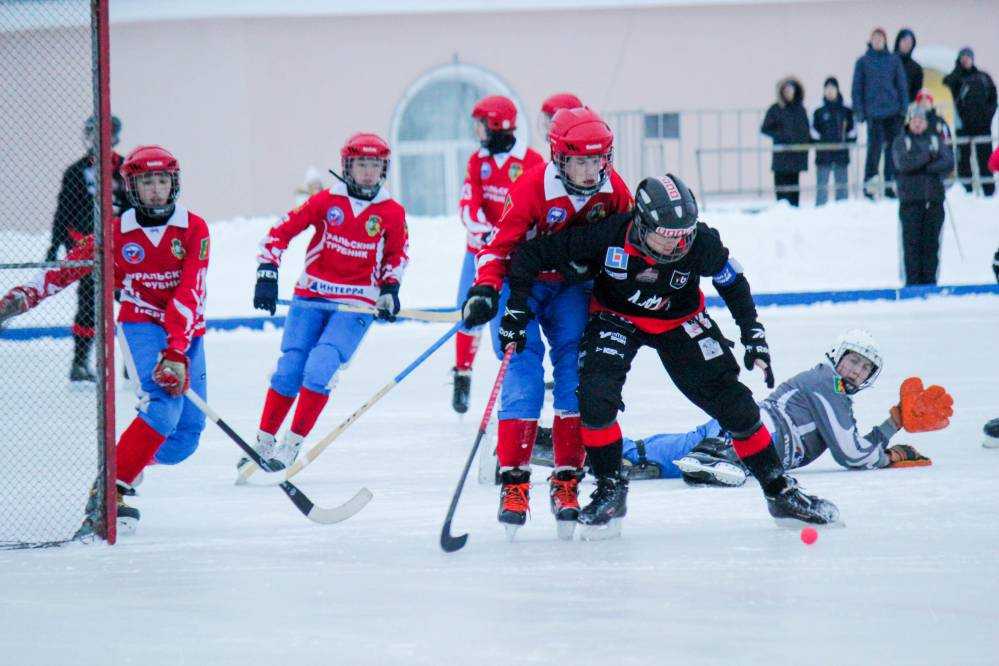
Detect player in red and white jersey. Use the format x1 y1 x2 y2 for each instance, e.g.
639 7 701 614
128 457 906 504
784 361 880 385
460 107 634 539
246 133 408 472
0 145 210 535
538 92 583 142
451 95 544 414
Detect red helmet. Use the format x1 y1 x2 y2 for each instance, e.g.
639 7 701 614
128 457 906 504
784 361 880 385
471 95 517 131
548 107 614 196
340 133 390 200
541 92 582 117
121 145 180 218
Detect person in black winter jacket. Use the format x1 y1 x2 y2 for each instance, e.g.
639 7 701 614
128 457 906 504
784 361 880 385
812 77 856 205
45 114 128 381
761 77 810 207
943 47 997 196
852 27 909 198
892 104 955 285
894 28 923 104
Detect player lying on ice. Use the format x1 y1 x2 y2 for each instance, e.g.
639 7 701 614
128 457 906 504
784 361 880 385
0 145 209 535
460 107 634 541
501 173 843 535
528 329 954 484
245 133 408 473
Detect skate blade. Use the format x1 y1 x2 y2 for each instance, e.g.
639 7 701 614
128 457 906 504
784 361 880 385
580 518 622 541
983 438 999 449
117 516 138 536
772 516 846 530
674 458 747 486
504 524 521 542
556 520 576 541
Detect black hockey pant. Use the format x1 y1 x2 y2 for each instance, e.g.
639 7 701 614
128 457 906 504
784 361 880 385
899 200 944 286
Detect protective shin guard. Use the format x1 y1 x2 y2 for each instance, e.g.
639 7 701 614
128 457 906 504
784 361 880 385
552 413 585 469
455 331 480 372
732 425 786 495
116 417 166 485
496 419 539 469
289 387 330 438
258 388 296 435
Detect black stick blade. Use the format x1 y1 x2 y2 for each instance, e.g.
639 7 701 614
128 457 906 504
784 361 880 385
440 521 468 553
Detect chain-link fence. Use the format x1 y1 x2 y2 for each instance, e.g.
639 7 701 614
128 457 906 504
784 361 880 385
0 0 114 548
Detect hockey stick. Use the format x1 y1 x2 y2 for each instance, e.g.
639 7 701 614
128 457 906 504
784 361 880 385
238 320 463 485
943 197 965 261
276 298 459 323
440 343 515 553
115 327 371 524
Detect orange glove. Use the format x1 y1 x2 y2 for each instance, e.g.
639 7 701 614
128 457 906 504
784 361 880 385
885 444 932 468
889 377 953 433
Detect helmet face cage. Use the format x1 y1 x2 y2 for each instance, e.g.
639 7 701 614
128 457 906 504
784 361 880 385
826 330 883 393
633 214 696 263
125 170 180 219
632 176 698 263
342 155 388 201
553 148 613 197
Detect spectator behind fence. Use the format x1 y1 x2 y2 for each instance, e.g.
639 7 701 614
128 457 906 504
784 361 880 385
989 145 999 282
915 89 952 142
894 28 923 104
761 76 810 207
812 77 856 206
943 47 997 196
892 103 954 286
852 27 908 198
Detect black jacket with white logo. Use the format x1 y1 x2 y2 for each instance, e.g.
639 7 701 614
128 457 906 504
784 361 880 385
507 212 759 332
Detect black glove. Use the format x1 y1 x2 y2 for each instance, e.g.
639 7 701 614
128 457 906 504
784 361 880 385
376 282 401 322
740 323 774 388
497 294 533 353
253 263 279 315
462 285 499 328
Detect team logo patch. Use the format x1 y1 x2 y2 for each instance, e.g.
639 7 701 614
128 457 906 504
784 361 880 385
326 206 345 226
199 237 209 260
586 202 607 222
698 337 723 360
604 246 628 270
508 162 523 182
121 242 145 264
833 377 847 394
480 162 492 180
171 238 186 260
365 215 382 237
669 270 690 289
636 267 659 283
681 318 703 338
661 175 682 201
546 207 567 225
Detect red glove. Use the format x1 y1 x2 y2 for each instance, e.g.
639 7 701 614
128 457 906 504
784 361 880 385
886 444 932 468
889 377 953 433
152 348 189 397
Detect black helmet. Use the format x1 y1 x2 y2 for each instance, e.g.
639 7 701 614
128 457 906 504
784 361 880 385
84 114 122 148
630 174 698 263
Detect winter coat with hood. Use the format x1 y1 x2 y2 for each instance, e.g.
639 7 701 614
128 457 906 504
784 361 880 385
894 29 923 103
892 121 954 202
812 78 856 166
761 77 811 173
943 58 997 133
851 36 909 121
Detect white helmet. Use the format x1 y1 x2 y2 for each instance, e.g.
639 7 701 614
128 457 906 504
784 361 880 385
825 329 883 393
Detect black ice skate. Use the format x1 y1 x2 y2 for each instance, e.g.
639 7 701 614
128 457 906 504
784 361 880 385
498 469 530 541
622 439 663 481
69 361 96 383
765 476 841 528
578 475 628 541
451 368 471 414
115 481 141 535
675 436 748 487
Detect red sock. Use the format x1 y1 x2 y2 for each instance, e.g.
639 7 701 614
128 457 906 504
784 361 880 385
552 413 585 469
116 417 166 485
496 419 538 468
732 424 772 459
259 388 295 435
580 421 622 448
455 331 480 371
289 387 330 438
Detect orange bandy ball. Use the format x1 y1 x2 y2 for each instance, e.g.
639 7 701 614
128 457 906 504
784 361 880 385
800 527 819 545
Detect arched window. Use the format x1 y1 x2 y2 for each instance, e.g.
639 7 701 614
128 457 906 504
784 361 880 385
390 62 529 217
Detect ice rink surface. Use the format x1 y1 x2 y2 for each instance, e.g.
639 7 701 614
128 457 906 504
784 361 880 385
1 296 997 665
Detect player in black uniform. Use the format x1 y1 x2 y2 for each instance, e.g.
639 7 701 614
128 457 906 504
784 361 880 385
45 115 127 381
503 174 840 534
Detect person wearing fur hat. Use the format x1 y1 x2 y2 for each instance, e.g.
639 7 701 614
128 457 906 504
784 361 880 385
852 27 909 198
761 77 811 206
812 77 856 205
943 47 996 196
892 103 954 285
